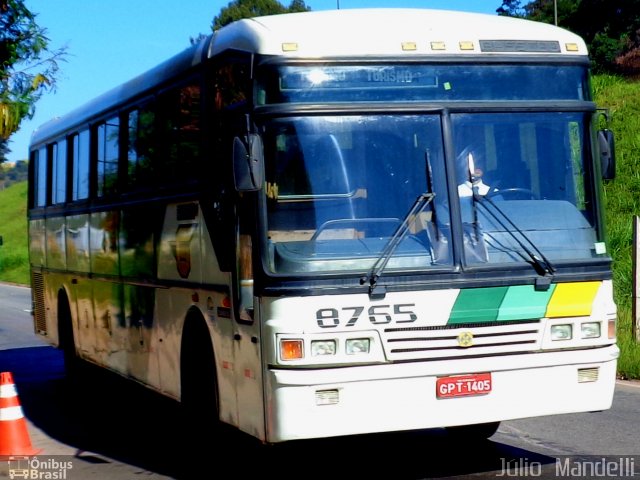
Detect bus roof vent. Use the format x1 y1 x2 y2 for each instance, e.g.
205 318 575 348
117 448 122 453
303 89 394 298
480 40 561 53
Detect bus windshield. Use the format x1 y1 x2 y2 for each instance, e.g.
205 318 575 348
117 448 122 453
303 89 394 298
451 111 602 267
261 111 605 275
262 114 452 274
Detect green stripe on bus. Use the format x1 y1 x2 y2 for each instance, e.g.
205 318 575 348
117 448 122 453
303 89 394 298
496 284 556 321
448 287 508 324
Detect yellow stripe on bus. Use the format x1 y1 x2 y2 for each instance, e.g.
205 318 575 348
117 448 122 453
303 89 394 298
545 281 601 318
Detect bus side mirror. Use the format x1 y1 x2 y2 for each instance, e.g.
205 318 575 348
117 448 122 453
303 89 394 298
233 135 264 192
598 129 616 181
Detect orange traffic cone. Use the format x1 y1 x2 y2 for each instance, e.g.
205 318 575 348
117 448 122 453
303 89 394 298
0 372 41 455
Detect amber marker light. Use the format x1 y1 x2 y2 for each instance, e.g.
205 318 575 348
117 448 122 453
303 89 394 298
459 41 475 51
280 339 304 361
608 318 617 339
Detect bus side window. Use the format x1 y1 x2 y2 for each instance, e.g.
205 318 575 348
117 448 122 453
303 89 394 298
72 130 90 201
212 54 252 148
157 80 201 186
31 147 48 208
127 103 156 191
214 61 250 112
97 116 120 196
51 139 67 204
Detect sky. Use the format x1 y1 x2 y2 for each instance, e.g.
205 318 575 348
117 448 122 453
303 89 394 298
6 0 500 162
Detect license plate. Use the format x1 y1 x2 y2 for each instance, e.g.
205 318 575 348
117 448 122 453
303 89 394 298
436 373 492 398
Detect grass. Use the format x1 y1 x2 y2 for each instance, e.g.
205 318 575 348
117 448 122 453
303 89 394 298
592 74 640 379
0 181 29 285
1 74 640 378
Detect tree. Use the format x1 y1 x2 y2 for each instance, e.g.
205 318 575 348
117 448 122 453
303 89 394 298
497 0 640 74
496 0 528 17
7 158 27 183
0 138 7 185
0 138 8 164
0 0 66 143
498 0 579 25
213 0 310 31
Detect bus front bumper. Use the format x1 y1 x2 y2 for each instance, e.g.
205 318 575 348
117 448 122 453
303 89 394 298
264 345 619 443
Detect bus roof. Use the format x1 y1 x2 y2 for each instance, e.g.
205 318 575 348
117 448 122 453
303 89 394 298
210 8 588 57
30 8 587 148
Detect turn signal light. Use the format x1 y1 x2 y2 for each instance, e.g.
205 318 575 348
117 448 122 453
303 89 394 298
280 339 303 360
608 318 616 339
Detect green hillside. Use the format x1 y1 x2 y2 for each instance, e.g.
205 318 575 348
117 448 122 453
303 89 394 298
0 74 639 377
0 181 28 285
593 75 640 379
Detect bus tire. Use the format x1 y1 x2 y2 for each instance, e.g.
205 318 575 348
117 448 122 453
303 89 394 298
58 290 83 381
180 313 220 438
445 421 500 441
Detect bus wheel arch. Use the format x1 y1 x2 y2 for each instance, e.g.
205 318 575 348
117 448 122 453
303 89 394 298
180 308 220 429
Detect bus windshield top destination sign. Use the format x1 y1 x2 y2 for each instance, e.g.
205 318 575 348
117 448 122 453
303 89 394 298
280 66 439 90
264 64 589 103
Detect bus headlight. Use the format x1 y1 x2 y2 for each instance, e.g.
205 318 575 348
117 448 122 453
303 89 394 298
346 338 370 354
581 322 601 339
311 339 337 356
550 324 572 341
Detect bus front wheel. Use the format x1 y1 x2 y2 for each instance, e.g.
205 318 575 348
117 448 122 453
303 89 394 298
180 314 220 435
445 421 501 441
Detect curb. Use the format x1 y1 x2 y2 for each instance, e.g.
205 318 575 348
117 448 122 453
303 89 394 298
616 378 640 388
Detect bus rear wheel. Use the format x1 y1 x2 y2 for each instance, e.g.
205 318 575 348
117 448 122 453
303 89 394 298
58 291 83 381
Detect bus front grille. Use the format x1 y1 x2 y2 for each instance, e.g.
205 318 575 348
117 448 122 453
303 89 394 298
383 320 542 361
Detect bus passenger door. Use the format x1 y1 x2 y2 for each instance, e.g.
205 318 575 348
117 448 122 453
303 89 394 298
211 51 265 439
232 231 265 441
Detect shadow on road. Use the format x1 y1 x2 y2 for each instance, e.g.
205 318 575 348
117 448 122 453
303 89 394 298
0 346 557 479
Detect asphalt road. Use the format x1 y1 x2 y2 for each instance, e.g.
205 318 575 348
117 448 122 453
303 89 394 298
0 283 638 479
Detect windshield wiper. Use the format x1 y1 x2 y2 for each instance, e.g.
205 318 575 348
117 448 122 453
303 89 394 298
473 191 555 290
461 150 554 288
363 192 435 299
424 150 441 241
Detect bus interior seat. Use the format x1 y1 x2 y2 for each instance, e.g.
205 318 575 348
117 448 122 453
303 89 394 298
299 134 358 229
269 134 361 240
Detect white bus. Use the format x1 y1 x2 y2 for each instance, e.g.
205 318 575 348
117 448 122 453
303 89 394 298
28 8 618 444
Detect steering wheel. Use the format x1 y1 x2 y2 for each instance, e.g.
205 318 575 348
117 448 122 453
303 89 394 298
486 187 537 200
